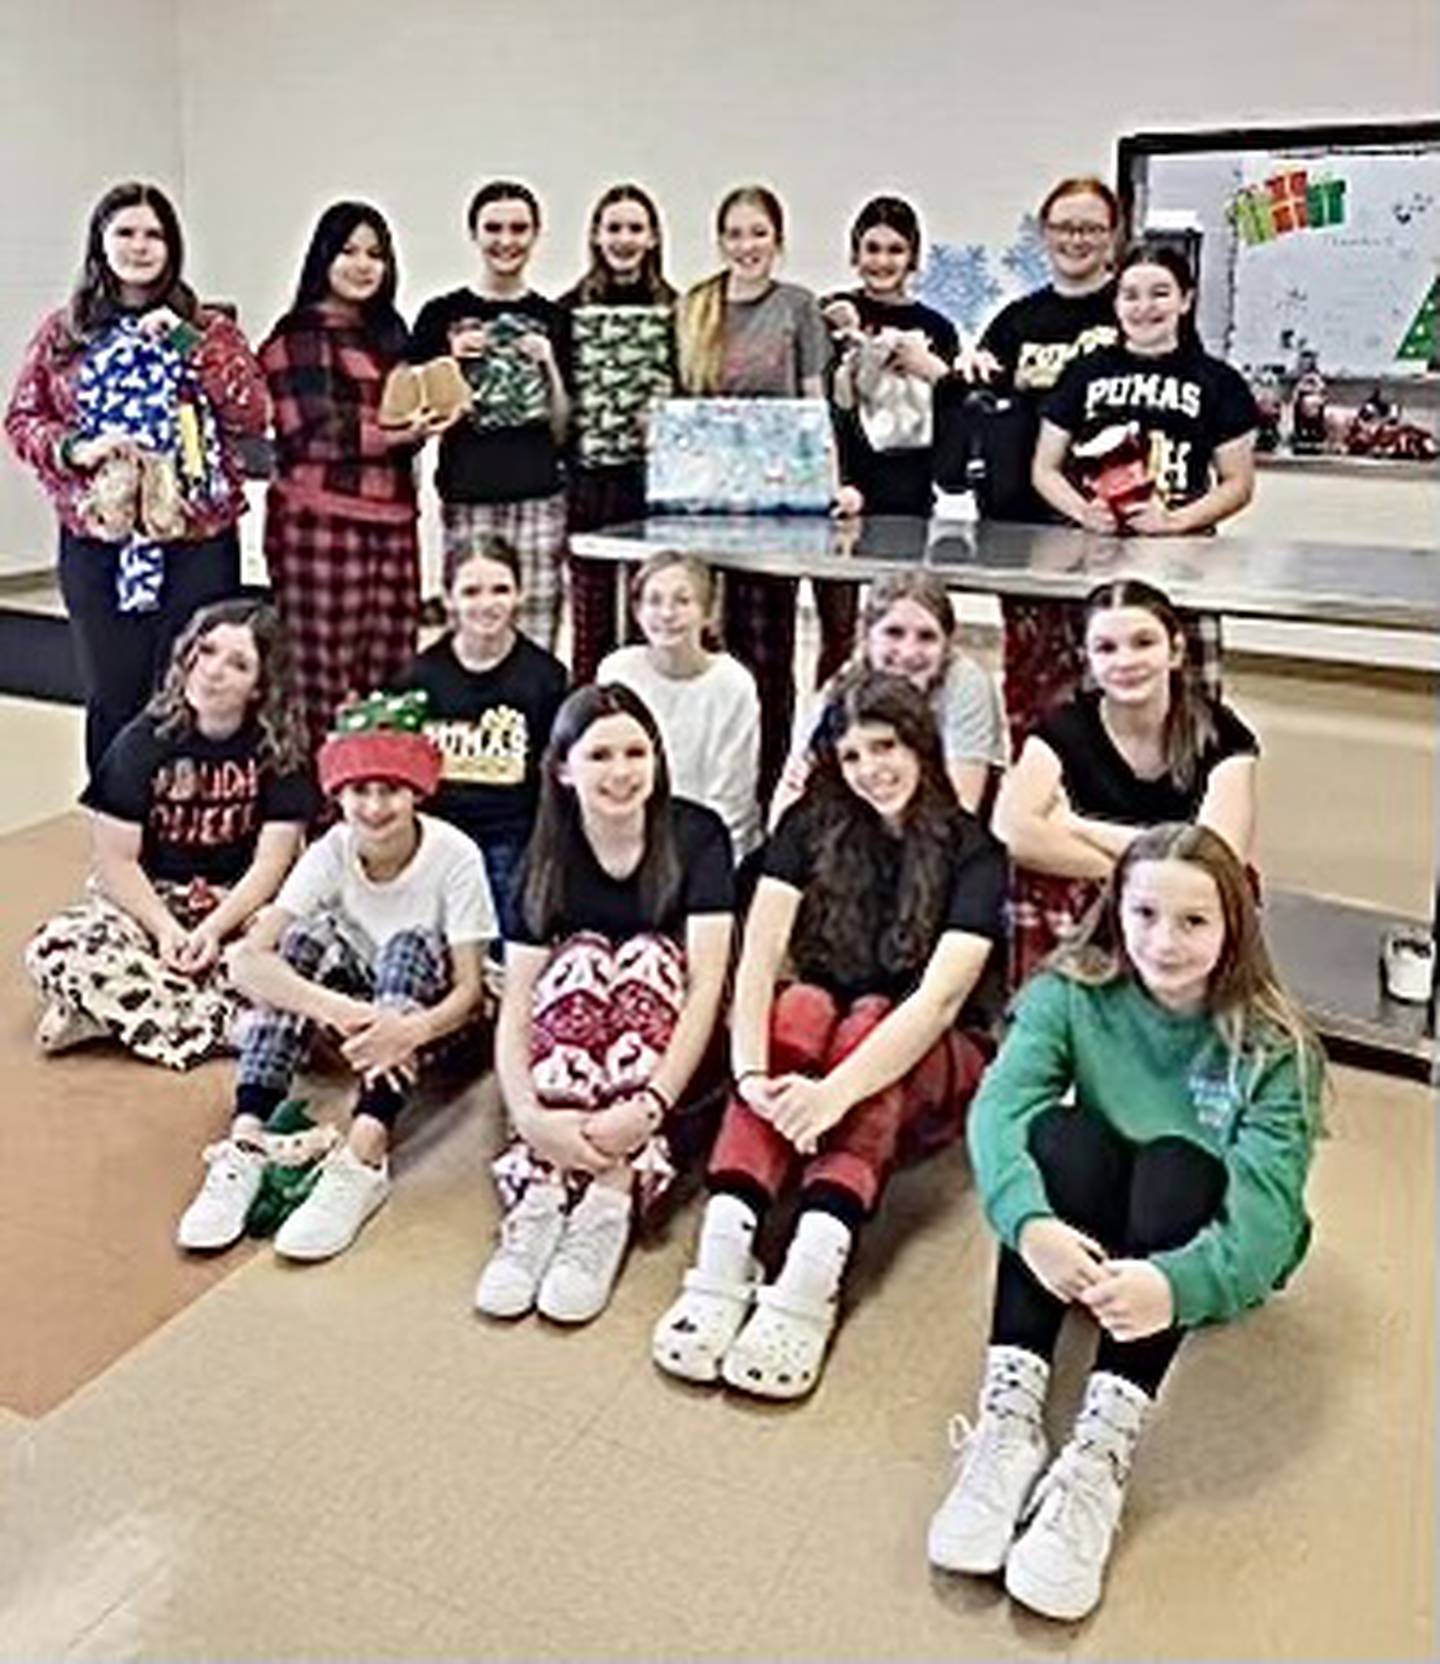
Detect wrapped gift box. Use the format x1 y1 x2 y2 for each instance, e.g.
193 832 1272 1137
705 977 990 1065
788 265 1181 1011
572 305 675 467
646 397 836 513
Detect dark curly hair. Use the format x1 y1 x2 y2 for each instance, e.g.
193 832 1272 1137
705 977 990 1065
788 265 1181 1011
147 598 308 772
790 670 966 990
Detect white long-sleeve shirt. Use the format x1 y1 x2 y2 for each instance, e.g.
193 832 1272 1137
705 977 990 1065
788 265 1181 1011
597 647 762 859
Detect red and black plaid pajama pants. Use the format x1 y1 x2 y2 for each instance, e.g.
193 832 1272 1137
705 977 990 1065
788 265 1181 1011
263 493 421 758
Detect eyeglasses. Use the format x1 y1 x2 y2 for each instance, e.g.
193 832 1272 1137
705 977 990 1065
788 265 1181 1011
1044 221 1112 241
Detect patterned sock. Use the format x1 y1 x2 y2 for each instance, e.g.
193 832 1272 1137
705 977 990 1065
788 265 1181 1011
775 1209 853 1306
696 1193 758 1282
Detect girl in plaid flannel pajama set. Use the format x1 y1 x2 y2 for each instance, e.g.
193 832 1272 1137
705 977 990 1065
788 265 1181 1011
5 182 267 772
475 684 735 1327
260 201 433 760
176 704 492 1262
410 181 573 653
653 671 1004 1400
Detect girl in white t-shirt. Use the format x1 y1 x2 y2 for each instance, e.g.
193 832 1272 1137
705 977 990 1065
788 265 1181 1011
772 570 1006 825
176 696 493 1263
597 551 761 860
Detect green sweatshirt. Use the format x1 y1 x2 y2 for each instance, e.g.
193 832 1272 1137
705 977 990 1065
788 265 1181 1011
967 971 1319 1328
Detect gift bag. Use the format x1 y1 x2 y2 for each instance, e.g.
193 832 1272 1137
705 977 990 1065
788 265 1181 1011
645 397 836 513
572 305 674 467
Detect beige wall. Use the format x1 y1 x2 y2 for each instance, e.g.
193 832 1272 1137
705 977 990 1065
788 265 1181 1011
2 0 1437 572
0 0 183 573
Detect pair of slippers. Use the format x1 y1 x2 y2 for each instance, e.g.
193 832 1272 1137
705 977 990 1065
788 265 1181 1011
652 1262 837 1401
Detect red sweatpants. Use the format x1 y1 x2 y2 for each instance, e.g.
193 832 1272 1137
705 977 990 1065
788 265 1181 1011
708 983 989 1216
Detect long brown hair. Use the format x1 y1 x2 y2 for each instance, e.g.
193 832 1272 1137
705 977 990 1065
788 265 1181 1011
573 183 675 306
147 598 308 772
845 569 957 692
791 670 966 988
521 684 681 941
64 182 199 354
1055 822 1324 1110
1083 577 1216 791
677 184 785 394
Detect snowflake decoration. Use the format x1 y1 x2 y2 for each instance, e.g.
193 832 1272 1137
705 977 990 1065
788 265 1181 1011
914 243 1003 334
1002 215 1050 291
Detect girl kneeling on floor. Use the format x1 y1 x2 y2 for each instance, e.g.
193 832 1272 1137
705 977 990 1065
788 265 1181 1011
176 692 492 1260
26 598 314 1069
928 822 1321 1622
476 683 735 1325
653 670 1006 1399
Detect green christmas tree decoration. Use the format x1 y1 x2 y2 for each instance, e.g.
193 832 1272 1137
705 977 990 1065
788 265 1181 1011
1396 277 1440 364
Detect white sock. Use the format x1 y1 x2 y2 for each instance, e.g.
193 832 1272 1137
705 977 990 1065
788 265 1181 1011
775 1210 853 1305
696 1193 758 1281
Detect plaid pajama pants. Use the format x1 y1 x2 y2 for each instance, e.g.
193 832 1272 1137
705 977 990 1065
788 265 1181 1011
567 462 646 685
25 880 240 1071
443 492 568 652
236 912 450 1110
264 494 421 758
492 931 686 1213
709 984 990 1217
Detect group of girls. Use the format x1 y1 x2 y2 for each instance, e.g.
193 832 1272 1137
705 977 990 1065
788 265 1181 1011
5 171 1313 1627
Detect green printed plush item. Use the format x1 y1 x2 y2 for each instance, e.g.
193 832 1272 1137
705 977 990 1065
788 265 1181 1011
573 306 674 466
245 1100 342 1237
462 313 551 432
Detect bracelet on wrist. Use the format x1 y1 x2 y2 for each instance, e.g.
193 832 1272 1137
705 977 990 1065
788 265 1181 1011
734 1067 765 1088
638 1082 671 1127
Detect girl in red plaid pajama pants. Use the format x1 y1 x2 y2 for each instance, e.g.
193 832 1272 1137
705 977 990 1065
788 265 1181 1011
653 670 1005 1400
259 202 429 760
477 684 735 1327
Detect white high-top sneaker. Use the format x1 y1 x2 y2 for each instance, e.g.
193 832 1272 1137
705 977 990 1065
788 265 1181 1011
537 1184 632 1324
927 1345 1051 1575
1004 1369 1150 1621
475 1183 567 1318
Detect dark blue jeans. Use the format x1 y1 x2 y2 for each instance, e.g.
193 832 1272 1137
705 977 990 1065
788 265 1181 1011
60 526 242 770
479 831 527 951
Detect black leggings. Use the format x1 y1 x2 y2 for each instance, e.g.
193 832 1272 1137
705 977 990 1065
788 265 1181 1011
990 1106 1227 1397
60 527 241 771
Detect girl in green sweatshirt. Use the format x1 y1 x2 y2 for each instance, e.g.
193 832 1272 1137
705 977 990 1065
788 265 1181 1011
929 821 1322 1623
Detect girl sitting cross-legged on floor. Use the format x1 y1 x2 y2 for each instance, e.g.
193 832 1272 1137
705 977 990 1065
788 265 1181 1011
652 670 1006 1400
176 691 493 1261
927 822 1322 1623
26 598 314 1069
475 683 735 1326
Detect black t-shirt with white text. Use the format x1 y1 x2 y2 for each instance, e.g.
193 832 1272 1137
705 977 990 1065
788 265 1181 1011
763 797 1007 1021
408 288 573 503
510 798 735 947
81 715 317 885
400 634 568 846
1042 342 1259 508
1035 690 1259 825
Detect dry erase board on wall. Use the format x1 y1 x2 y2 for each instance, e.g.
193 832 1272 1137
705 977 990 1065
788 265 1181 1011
1119 122 1440 380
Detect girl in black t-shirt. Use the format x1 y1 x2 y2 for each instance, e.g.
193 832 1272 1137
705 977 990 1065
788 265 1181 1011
476 684 735 1328
993 578 1259 983
653 671 1004 1401
824 195 959 518
409 180 572 651
560 182 678 682
1034 244 1259 537
25 599 313 1069
401 534 567 942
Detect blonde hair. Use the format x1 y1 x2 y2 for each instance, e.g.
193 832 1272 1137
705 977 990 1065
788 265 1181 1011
677 184 785 395
629 549 716 614
1054 823 1324 1119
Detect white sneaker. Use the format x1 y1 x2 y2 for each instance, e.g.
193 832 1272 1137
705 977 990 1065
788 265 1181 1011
536 1185 631 1324
176 1139 267 1251
1004 1371 1149 1621
475 1184 567 1318
273 1145 390 1262
928 1346 1050 1574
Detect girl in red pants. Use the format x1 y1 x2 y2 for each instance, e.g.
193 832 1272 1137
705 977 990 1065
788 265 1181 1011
653 670 1006 1398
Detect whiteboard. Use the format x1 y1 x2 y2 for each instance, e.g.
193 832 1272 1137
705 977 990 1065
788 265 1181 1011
1142 142 1440 379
